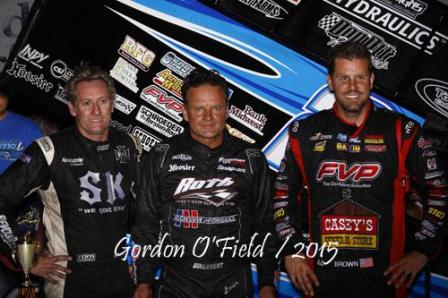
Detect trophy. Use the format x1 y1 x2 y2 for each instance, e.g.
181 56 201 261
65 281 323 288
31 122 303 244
16 233 37 298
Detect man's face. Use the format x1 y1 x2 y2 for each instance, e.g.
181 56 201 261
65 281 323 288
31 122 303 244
68 79 114 142
183 84 228 148
327 57 374 118
0 95 8 120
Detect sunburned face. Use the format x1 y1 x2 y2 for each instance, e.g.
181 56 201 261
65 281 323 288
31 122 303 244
183 84 228 148
68 79 114 142
328 57 374 124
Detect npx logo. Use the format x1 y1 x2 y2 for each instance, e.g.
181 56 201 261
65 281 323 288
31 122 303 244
316 161 382 182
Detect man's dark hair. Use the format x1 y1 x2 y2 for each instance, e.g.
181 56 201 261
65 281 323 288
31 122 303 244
65 64 116 103
327 42 374 75
181 69 228 104
0 79 13 99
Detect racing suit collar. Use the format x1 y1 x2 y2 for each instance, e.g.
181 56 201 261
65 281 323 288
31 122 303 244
332 101 372 138
74 127 110 152
184 128 231 157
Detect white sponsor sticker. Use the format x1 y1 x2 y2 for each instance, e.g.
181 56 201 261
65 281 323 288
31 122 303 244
135 106 184 138
115 94 137 115
110 57 139 93
131 126 161 151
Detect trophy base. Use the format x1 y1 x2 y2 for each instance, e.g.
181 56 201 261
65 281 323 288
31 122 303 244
17 286 36 298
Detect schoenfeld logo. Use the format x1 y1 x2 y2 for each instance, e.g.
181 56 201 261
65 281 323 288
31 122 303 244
415 78 448 118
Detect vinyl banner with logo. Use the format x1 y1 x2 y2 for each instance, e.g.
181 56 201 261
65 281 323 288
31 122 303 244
1 0 447 297
208 0 448 123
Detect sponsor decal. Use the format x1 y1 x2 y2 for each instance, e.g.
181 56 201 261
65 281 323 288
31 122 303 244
79 171 125 206
131 126 161 151
174 177 234 195
50 59 73 81
336 142 348 152
336 134 361 143
318 12 396 69
238 0 288 20
404 121 415 135
246 148 261 158
37 138 52 153
375 0 427 19
110 57 139 93
135 105 184 138
417 136 432 150
274 208 285 220
77 253 96 263
423 150 437 157
287 0 301 5
359 257 374 268
364 135 385 144
173 177 237 207
169 164 196 172
61 157 84 166
160 51 195 78
174 209 198 228
110 120 132 134
415 79 448 118
118 35 155 71
115 94 136 115
291 121 299 133
229 104 267 136
140 85 184 122
317 161 382 182
226 124 256 144
320 200 379 249
428 207 445 220
314 141 326 152
153 69 183 98
364 145 387 152
6 60 53 92
0 215 17 249
173 209 238 227
425 171 444 180
172 154 192 161
349 145 361 153
17 44 49 69
217 165 246 173
322 0 448 55
427 158 437 171
218 157 246 167
273 201 288 209
310 132 333 141
192 262 224 270
115 146 130 163
54 84 68 104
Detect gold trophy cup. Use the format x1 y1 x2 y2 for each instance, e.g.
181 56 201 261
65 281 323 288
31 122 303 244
16 233 37 298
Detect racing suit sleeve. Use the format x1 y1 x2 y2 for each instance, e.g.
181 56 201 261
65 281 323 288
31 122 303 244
273 129 307 257
247 148 277 289
405 125 448 257
131 147 164 285
0 141 50 257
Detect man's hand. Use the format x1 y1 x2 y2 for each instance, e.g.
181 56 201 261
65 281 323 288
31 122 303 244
384 251 428 288
133 283 152 298
259 285 276 298
30 254 71 284
285 255 319 296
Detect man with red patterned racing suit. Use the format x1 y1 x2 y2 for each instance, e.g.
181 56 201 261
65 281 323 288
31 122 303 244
273 42 447 298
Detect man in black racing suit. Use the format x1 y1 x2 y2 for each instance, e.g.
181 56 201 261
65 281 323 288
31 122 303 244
273 42 448 298
0 65 142 297
132 69 277 298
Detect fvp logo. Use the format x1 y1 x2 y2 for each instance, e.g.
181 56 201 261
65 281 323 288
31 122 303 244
316 161 382 182
174 209 198 229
